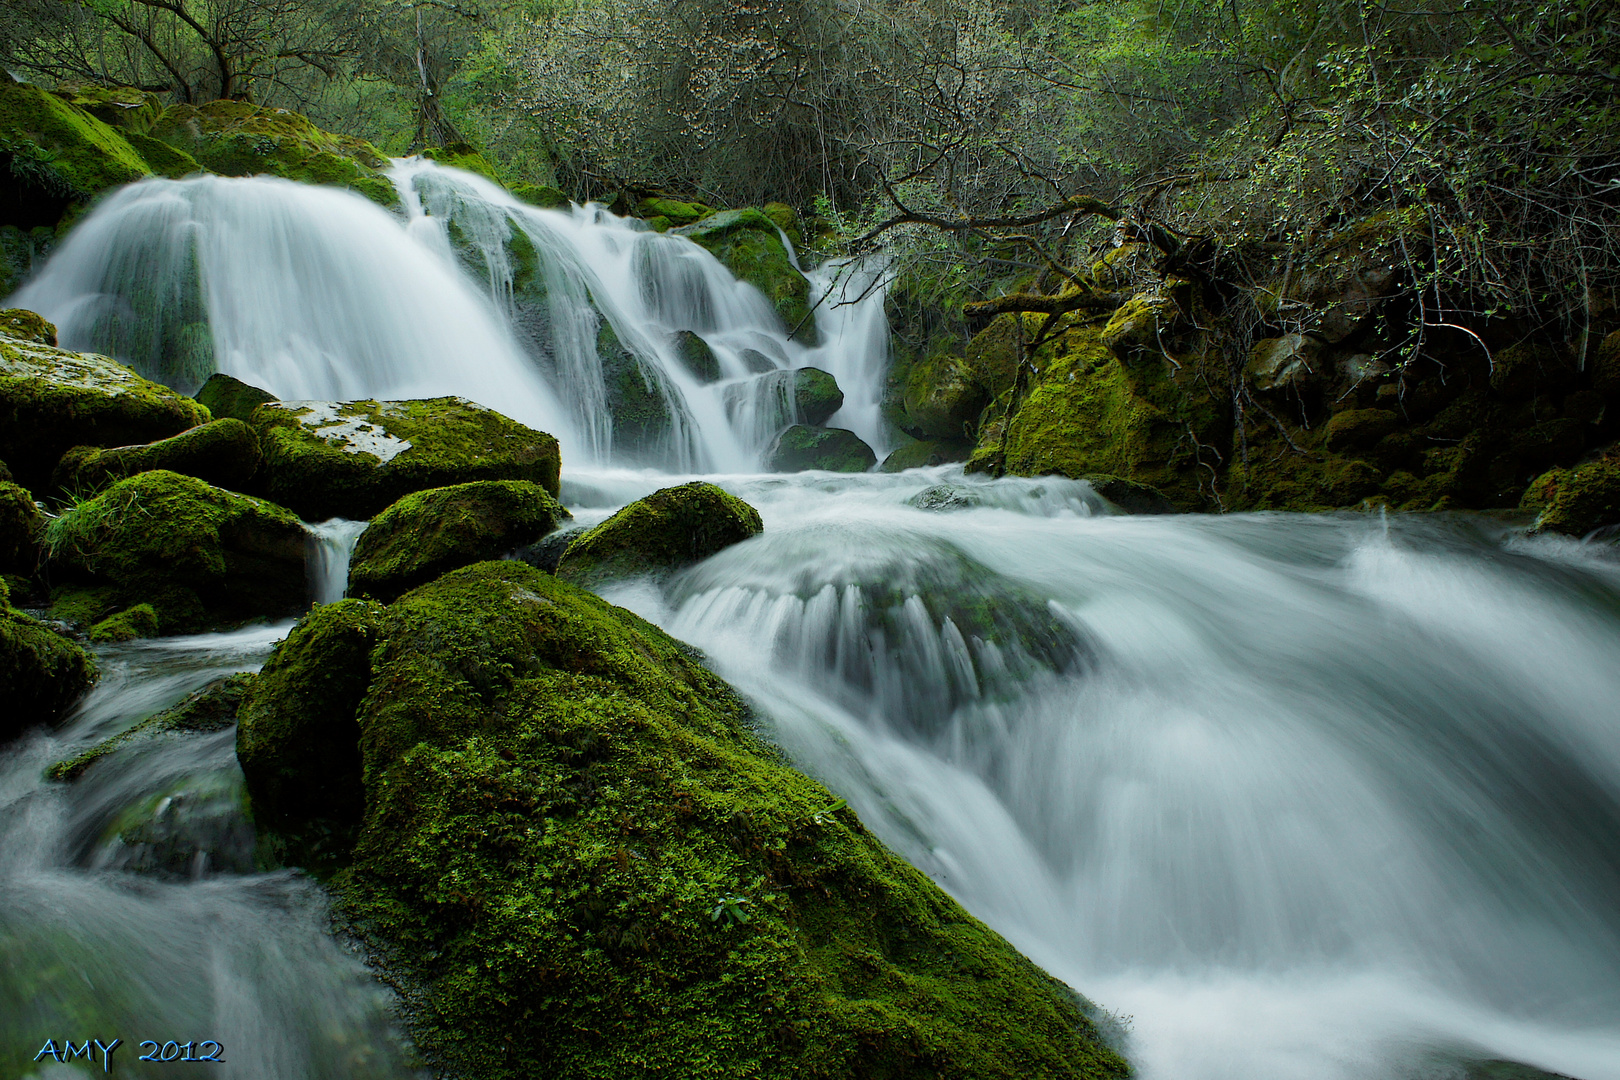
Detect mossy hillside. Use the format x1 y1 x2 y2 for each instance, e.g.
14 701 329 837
194 372 278 423
1 603 97 741
48 672 253 782
557 482 762 586
43 470 307 632
148 100 398 208
0 480 43 576
767 425 879 474
0 79 154 228
53 417 262 495
237 560 1128 1080
0 328 211 493
675 210 815 343
349 480 572 603
977 324 1224 511
250 396 562 520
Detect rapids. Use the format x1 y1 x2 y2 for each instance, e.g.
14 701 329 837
5 165 1620 1079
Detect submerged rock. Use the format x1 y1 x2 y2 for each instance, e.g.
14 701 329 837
0 320 210 492
194 372 277 423
1085 474 1177 514
43 470 308 632
597 323 675 458
675 209 815 343
349 480 572 603
1 604 97 740
49 672 253 781
766 424 877 473
557 481 762 585
236 560 1127 1080
251 396 561 520
907 484 986 512
54 417 262 494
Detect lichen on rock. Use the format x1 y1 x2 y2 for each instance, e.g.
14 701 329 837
250 396 561 520
349 480 572 603
557 481 762 586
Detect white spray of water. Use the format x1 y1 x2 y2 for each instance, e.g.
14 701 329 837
305 518 370 604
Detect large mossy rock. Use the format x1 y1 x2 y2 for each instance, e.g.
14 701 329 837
880 439 971 472
194 372 277 423
675 210 815 343
349 480 572 603
556 481 762 586
0 480 43 575
598 323 674 458
250 397 561 521
767 425 878 473
902 350 987 440
235 560 1128 1080
0 318 212 493
43 470 307 632
0 78 159 229
1521 457 1620 536
793 366 843 426
53 418 262 495
1 604 97 741
148 100 396 207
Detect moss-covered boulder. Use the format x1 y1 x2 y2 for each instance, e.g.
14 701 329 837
48 672 252 782
194 372 277 423
1521 456 1620 536
421 143 502 182
349 480 572 603
964 314 1023 399
761 201 803 248
880 439 971 472
148 100 397 208
50 83 164 134
0 78 155 228
793 367 844 426
675 210 815 343
674 330 721 383
512 182 569 210
0 480 42 576
1 308 57 346
598 323 675 459
53 417 261 495
237 559 1127 1080
1 604 97 741
635 195 714 226
557 482 762 586
86 602 160 643
250 396 561 521
43 470 308 632
0 326 212 493
767 425 878 473
902 350 985 440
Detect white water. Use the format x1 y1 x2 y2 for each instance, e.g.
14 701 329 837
305 519 370 605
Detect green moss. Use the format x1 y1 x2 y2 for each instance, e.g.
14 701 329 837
0 332 211 493
0 80 153 213
767 425 878 473
237 560 1126 1080
1323 408 1401 452
251 396 562 520
636 196 714 226
558 482 762 586
423 143 503 182
0 480 42 576
194 372 277 423
0 308 57 346
47 672 252 781
121 129 202 179
1 605 97 739
1098 294 1171 360
598 323 674 457
43 470 307 631
903 348 986 440
512 182 569 209
675 331 721 383
350 480 572 603
879 439 971 472
47 584 122 628
87 602 159 643
761 202 803 248
675 210 814 343
963 314 1022 399
793 367 843 426
148 100 398 208
1522 457 1620 536
54 417 261 495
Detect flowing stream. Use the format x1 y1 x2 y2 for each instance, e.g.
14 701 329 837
4 166 1620 1078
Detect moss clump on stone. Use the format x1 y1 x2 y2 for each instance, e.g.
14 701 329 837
1 604 97 741
1521 456 1620 536
557 482 762 586
54 417 262 495
635 195 714 226
44 470 307 632
87 602 159 643
0 327 211 493
963 314 1023 399
349 480 572 603
0 79 154 226
0 480 42 576
194 372 277 423
674 330 721 383
0 308 58 346
793 367 843 426
236 560 1128 1080
250 396 562 520
767 425 878 473
675 210 815 343
147 100 397 208
761 201 803 248
422 143 502 182
48 672 252 781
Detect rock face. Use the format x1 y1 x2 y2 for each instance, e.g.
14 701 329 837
556 482 762 585
1 604 97 741
767 425 877 473
194 372 277 423
793 366 843 426
0 318 210 493
43 470 308 632
675 210 815 343
250 397 562 521
235 560 1128 1080
348 480 572 603
53 417 262 494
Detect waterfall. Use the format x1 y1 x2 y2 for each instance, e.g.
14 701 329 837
305 518 369 605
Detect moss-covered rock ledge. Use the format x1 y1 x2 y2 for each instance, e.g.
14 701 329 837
237 561 1127 1079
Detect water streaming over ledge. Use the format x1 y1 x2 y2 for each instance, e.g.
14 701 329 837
5 170 1620 1078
